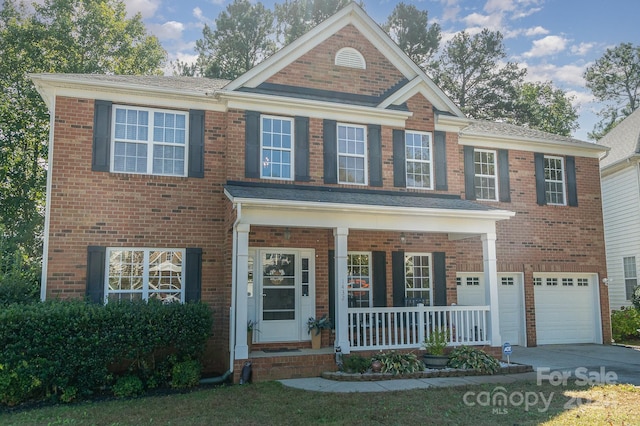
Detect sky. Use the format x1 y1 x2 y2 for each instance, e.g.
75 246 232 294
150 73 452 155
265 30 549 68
121 0 639 141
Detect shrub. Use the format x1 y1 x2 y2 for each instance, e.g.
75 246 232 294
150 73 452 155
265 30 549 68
448 346 501 374
0 250 40 306
342 354 371 374
112 375 144 398
171 360 201 389
611 307 640 342
371 351 424 375
632 287 640 311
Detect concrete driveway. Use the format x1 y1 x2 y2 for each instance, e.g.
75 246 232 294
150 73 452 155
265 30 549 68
510 344 640 385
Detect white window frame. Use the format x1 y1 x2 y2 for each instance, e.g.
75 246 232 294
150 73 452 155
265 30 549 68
405 131 433 190
404 253 433 305
337 123 367 185
104 248 185 303
474 149 498 201
111 105 189 177
260 115 294 181
544 155 566 205
347 252 371 307
623 256 638 301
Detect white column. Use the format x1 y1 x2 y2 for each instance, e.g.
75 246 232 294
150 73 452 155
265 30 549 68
482 232 502 347
334 227 350 354
234 223 250 359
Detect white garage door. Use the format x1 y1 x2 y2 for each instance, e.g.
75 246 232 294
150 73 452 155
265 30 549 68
456 273 525 346
534 274 600 344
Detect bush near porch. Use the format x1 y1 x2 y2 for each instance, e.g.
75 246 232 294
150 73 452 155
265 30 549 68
611 306 640 342
0 299 212 406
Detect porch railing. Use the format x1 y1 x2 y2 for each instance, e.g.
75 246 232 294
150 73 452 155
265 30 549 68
346 305 490 350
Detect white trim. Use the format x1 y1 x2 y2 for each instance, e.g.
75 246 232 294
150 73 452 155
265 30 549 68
337 123 368 186
347 251 372 308
260 115 295 181
543 155 567 206
404 253 433 306
473 149 499 202
41 95 56 301
404 130 434 190
379 77 464 117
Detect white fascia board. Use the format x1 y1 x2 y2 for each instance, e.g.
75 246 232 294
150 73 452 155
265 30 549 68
459 133 607 158
29 74 226 112
600 155 640 177
377 77 462 117
435 114 472 133
221 91 411 127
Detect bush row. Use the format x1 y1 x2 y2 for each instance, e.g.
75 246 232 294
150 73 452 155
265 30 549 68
611 306 640 342
0 299 213 405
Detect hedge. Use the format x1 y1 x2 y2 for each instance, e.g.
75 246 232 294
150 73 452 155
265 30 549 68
0 299 213 405
611 306 640 342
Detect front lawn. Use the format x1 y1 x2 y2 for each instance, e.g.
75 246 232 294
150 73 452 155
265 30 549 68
1 380 638 425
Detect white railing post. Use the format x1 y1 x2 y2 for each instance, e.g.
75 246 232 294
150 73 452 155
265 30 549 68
417 303 425 346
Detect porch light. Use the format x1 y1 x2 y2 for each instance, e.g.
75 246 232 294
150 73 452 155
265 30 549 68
284 227 291 241
400 233 406 244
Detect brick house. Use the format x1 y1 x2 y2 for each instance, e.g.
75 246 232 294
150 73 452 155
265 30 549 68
31 4 610 382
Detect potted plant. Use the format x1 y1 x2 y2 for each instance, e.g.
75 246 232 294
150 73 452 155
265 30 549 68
422 327 450 368
247 320 258 352
307 314 332 349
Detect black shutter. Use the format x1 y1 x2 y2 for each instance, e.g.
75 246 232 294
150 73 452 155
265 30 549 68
434 131 448 191
188 110 205 178
498 149 511 202
393 129 406 187
294 116 310 181
433 252 447 306
566 156 578 207
245 111 260 178
323 120 337 184
368 124 383 187
392 251 405 307
184 248 202 302
328 250 335 328
534 152 547 205
463 146 476 200
86 246 106 303
372 251 386 307
92 100 112 172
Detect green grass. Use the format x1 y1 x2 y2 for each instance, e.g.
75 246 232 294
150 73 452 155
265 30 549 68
1 380 638 425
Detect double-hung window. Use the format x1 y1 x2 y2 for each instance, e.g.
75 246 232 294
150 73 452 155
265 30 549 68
261 116 293 180
405 131 433 189
544 156 566 205
404 253 432 305
623 256 637 301
112 106 188 176
347 252 371 307
337 124 367 185
106 248 185 303
474 149 498 200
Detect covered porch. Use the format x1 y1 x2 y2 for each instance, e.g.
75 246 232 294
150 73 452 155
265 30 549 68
225 182 515 377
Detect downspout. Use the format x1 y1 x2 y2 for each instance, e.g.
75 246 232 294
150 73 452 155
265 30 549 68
40 95 56 301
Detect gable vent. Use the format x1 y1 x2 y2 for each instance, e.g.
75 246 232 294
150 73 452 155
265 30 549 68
335 47 366 69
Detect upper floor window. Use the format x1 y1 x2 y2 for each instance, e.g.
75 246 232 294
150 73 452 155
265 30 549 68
544 156 566 205
474 149 498 200
623 256 637 301
106 248 184 303
261 116 293 180
347 252 371 307
405 253 432 305
405 131 433 189
337 123 367 185
112 106 188 176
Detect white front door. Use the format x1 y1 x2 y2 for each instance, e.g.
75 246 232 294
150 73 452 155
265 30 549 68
255 249 315 343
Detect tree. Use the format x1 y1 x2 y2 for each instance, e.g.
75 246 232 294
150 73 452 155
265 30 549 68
428 29 525 121
511 82 579 136
584 42 640 139
382 2 440 68
194 0 275 79
0 0 165 288
274 0 352 46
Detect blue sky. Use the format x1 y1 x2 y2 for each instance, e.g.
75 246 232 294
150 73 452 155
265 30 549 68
123 0 639 141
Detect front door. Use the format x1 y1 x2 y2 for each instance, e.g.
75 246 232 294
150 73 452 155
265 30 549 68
256 249 315 342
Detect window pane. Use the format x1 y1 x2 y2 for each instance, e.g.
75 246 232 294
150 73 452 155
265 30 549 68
261 117 293 179
405 132 432 189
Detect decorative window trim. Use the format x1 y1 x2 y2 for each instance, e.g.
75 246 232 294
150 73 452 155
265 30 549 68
623 256 637 300
335 47 366 69
105 248 185 303
347 252 371 307
405 131 433 190
337 123 368 185
544 155 566 205
404 253 433 305
474 149 498 201
260 115 294 181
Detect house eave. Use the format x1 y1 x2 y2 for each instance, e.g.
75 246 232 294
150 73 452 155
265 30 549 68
600 154 640 177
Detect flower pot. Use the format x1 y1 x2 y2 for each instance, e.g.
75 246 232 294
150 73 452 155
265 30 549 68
247 330 253 353
371 360 382 373
423 354 449 369
311 332 321 350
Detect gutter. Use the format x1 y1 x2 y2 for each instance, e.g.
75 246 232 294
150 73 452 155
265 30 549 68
40 95 56 301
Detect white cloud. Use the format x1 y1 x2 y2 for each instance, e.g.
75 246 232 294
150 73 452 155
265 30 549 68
123 0 161 19
566 89 595 108
147 21 185 41
523 35 568 58
524 26 549 36
524 62 587 86
210 0 225 5
462 12 504 29
571 42 594 56
484 0 515 13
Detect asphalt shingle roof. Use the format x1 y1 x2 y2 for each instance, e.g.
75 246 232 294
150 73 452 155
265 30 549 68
597 108 640 168
461 120 591 146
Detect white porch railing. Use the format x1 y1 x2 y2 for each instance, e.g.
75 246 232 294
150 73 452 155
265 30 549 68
347 305 490 350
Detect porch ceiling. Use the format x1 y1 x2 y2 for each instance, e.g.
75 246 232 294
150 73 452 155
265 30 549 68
225 182 515 236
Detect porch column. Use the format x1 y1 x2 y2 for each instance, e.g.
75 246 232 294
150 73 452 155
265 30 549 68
482 232 502 347
235 223 250 360
334 227 350 354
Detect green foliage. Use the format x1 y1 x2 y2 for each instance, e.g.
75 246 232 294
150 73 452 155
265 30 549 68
512 81 579 136
171 360 202 389
342 354 371 374
447 346 501 375
307 314 332 336
611 307 640 342
0 250 40 306
371 351 424 375
275 0 353 46
423 327 449 355
112 375 144 398
632 287 640 311
0 300 212 405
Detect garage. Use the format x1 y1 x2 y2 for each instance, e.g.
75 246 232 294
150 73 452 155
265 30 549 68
534 274 601 344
